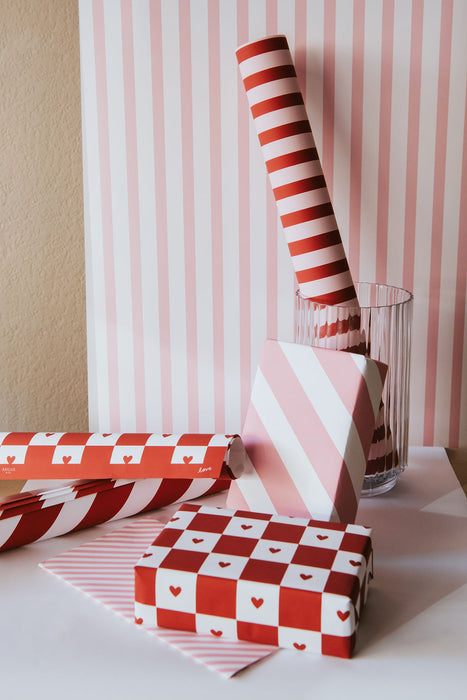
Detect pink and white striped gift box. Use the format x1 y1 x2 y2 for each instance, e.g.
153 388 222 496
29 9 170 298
236 35 358 307
228 340 386 523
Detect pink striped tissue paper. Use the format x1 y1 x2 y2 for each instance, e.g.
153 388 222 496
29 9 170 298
227 340 387 523
40 518 274 677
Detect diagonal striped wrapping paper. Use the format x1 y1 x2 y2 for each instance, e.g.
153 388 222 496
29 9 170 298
236 35 358 307
0 476 230 553
40 518 275 677
227 340 386 523
0 433 244 480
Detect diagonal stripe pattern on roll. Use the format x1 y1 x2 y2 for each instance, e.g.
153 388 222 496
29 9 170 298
236 35 358 306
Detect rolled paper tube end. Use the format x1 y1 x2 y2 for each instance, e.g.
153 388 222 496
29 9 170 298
236 35 289 62
224 435 246 478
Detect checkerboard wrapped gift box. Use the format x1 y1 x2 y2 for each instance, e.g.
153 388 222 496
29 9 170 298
134 503 373 659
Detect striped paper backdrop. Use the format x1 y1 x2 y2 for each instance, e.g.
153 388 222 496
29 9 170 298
79 0 467 446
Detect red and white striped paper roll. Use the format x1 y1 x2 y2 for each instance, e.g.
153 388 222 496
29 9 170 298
0 476 229 552
236 35 358 306
0 433 244 480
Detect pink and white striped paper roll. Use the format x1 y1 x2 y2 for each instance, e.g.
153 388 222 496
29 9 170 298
236 35 358 306
0 476 229 552
227 340 386 523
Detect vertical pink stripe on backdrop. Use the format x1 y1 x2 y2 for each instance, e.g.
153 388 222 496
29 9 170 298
179 1 199 431
423 0 454 445
207 0 225 431
237 0 251 421
294 0 307 99
348 0 365 281
322 0 336 198
375 0 395 284
265 0 278 340
92 0 120 429
121 0 147 429
449 77 467 446
149 0 172 431
402 0 423 294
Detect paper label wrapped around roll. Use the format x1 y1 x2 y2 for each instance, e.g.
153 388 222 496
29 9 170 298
0 433 245 480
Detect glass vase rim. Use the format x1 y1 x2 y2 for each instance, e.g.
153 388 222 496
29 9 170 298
296 282 413 310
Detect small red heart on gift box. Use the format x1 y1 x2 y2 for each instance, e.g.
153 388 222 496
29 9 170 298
192 538 204 544
251 597 264 609
134 617 143 625
337 610 350 621
218 561 231 568
210 629 223 637
349 560 360 567
183 455 193 464
6 456 15 464
241 524 252 530
300 573 313 580
102 433 112 437
170 516 180 522
269 547 281 554
316 534 328 540
142 553 152 558
45 433 55 437
293 643 306 651
170 586 181 597
62 456 72 464
123 455 133 464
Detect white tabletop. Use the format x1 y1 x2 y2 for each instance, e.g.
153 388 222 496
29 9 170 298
1 446 466 699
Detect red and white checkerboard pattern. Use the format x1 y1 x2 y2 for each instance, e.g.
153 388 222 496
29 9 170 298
135 504 373 659
0 433 243 480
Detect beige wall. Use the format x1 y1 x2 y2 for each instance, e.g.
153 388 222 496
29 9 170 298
0 0 87 431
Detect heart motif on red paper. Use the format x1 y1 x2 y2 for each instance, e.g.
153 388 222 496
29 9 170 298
316 534 328 541
6 456 15 464
142 553 152 558
349 560 360 567
251 597 264 609
170 517 180 522
337 610 350 621
192 538 203 544
183 455 193 464
134 617 143 625
170 586 181 597
241 524 252 530
293 643 306 651
269 547 281 554
210 629 223 637
62 456 71 464
218 561 231 568
300 573 313 580
123 455 133 464
102 433 112 437
45 433 54 437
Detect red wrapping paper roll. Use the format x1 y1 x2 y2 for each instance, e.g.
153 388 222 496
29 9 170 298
236 35 358 306
0 433 244 480
0 476 230 552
